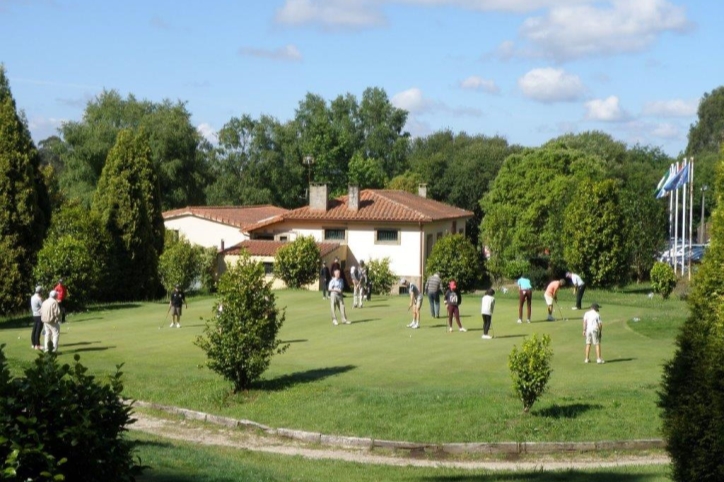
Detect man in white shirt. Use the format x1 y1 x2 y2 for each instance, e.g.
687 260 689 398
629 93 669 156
583 303 604 364
567 272 586 310
328 269 350 326
40 290 61 352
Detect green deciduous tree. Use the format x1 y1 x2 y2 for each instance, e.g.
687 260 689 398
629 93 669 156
480 145 604 276
158 234 204 293
366 257 397 295
92 129 164 300
0 346 143 481
195 252 288 392
687 86 724 156
274 236 321 288
425 234 482 292
347 152 387 189
508 334 553 413
659 146 724 481
563 179 629 287
386 170 424 193
0 66 51 314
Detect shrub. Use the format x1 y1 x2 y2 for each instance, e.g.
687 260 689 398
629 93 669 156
0 344 143 481
650 261 677 299
366 257 397 295
195 252 288 392
425 234 482 291
508 334 553 413
501 259 531 281
158 234 202 292
274 236 320 289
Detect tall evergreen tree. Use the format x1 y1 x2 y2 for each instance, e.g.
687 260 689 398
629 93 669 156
0 66 51 314
92 129 164 300
659 145 724 481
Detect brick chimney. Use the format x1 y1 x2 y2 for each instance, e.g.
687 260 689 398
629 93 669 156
220 239 225 251
348 185 359 211
310 184 328 211
418 183 427 198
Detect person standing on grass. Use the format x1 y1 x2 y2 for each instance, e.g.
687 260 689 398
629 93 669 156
544 279 566 321
357 260 368 307
444 280 466 333
30 286 44 350
401 279 423 329
517 274 532 324
481 288 495 339
320 261 331 300
328 268 350 325
41 290 61 352
424 272 442 318
566 272 586 310
583 302 604 364
169 284 187 328
54 278 67 323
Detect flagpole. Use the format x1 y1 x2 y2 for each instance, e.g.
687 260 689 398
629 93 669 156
689 159 695 280
681 159 687 276
669 164 674 263
674 162 679 275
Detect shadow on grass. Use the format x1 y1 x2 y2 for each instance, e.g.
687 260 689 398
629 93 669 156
0 315 31 330
420 473 660 481
604 358 636 364
65 346 116 354
534 402 603 419
493 334 526 339
350 318 378 324
84 303 142 313
63 341 101 347
280 339 308 344
254 365 356 391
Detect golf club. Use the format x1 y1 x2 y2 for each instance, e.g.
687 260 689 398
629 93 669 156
162 307 171 327
556 301 567 321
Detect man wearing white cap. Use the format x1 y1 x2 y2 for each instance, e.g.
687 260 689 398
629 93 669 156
41 290 61 352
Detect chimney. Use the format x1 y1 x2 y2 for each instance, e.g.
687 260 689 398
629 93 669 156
348 185 359 211
418 183 427 198
220 239 225 251
310 183 328 211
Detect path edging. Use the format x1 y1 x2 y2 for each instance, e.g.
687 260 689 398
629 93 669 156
130 400 665 455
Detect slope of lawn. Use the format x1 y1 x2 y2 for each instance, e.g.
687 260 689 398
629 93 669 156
0 287 686 443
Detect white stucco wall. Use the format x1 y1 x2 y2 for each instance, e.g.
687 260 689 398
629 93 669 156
164 215 248 249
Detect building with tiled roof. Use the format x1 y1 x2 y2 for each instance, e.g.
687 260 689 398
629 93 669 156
162 205 289 249
242 185 474 289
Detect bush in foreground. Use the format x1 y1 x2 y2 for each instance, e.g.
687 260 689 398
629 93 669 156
508 334 553 413
0 344 142 481
196 252 288 392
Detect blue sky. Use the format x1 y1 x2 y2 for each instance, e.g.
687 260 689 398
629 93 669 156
1 0 719 156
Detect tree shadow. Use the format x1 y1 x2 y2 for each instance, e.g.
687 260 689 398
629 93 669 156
63 341 101 347
493 334 526 339
84 303 142 313
279 339 308 344
64 346 116 354
350 318 377 324
604 358 636 364
534 402 603 419
0 315 31 330
254 365 356 391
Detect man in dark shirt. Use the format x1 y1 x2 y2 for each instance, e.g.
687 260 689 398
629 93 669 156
320 261 331 299
169 285 187 328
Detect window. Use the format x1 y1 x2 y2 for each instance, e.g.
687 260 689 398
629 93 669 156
437 232 443 241
426 234 433 258
263 262 274 275
375 229 399 244
324 229 346 241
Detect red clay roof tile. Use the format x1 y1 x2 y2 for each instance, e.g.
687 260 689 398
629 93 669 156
163 205 289 230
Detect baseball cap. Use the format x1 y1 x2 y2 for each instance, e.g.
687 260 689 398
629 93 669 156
35 286 42 293
591 302 600 310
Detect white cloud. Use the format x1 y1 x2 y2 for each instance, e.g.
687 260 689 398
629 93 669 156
392 87 482 117
27 116 65 142
584 96 629 122
275 0 386 29
642 99 697 117
651 122 681 139
517 0 692 61
196 123 217 143
459 76 500 94
518 67 585 103
238 44 302 62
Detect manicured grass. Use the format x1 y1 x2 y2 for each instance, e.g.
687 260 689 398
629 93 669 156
1 288 687 443
131 432 672 482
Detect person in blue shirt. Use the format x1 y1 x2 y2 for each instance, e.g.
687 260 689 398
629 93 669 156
517 275 533 324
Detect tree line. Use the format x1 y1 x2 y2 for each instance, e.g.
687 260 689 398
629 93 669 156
3 63 724 314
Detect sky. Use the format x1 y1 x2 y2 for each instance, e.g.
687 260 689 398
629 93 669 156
1 0 721 156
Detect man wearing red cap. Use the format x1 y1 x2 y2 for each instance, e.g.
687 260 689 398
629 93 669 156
443 280 466 333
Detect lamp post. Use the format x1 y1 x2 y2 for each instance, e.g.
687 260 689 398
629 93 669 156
700 185 708 243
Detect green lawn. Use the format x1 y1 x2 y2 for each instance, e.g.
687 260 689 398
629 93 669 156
1 287 687 443
132 432 671 482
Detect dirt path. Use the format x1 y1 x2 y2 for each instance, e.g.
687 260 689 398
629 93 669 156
130 412 670 471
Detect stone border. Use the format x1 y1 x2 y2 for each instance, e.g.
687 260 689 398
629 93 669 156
130 400 665 455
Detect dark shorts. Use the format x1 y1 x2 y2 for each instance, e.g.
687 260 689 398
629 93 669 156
171 306 182 316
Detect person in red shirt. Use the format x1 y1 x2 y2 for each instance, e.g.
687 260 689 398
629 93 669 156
54 278 67 323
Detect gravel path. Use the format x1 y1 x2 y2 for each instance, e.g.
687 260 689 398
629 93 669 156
130 412 670 471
